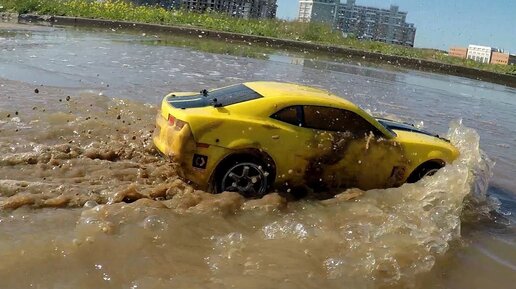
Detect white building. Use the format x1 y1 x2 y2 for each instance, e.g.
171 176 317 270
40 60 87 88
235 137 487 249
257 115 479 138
298 0 338 24
466 45 497 64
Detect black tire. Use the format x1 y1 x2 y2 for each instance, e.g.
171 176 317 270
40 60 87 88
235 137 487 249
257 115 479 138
213 155 273 198
407 162 444 183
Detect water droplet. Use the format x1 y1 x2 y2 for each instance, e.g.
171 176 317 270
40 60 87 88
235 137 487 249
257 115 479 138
83 200 98 208
142 215 168 232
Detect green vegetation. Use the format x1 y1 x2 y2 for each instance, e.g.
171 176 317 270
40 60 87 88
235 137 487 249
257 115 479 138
1 0 515 75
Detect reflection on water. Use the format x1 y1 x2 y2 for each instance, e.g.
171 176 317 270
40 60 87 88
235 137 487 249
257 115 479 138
301 58 398 82
136 38 271 60
0 23 515 289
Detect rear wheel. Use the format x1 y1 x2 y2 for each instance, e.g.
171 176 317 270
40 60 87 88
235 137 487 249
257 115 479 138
214 155 273 198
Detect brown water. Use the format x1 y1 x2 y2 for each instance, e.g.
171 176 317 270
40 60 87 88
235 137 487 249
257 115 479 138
0 22 515 289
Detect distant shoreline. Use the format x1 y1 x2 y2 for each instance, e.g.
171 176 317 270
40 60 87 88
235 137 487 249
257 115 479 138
12 14 516 88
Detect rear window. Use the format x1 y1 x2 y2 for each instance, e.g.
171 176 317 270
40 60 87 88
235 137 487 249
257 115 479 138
167 84 262 109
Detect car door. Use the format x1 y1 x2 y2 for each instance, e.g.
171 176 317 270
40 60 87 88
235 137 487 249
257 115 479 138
300 105 407 190
269 105 327 188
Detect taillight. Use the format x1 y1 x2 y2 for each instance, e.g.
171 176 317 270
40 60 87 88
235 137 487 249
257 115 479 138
168 114 186 130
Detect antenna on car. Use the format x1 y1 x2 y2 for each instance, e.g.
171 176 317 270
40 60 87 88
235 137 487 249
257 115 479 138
212 98 222 107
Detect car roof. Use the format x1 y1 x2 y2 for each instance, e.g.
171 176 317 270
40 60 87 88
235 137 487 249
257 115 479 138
243 81 355 108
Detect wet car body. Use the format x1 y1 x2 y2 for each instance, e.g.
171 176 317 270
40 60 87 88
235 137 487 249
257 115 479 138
153 81 459 197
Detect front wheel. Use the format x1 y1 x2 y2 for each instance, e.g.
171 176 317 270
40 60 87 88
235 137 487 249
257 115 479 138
407 162 444 183
215 161 269 198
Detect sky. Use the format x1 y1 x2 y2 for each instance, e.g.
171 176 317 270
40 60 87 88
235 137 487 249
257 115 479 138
276 0 516 52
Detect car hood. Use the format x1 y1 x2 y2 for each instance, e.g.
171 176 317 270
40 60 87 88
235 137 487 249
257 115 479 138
376 118 449 141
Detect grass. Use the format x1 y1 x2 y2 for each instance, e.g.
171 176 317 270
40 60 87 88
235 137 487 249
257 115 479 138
1 0 515 75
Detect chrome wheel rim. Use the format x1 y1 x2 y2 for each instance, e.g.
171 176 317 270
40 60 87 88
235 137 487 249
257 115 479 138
221 162 267 197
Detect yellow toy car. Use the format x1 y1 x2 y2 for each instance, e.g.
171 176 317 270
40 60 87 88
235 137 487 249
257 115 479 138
153 81 459 197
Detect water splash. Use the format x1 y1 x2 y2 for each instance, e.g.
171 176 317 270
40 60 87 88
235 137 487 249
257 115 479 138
0 89 500 289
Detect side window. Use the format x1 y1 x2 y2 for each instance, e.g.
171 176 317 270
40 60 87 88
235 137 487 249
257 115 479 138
303 105 382 137
271 106 301 126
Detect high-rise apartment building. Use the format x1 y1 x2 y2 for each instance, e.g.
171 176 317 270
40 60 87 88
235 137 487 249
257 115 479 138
297 0 417 47
336 0 416 46
133 0 277 19
298 0 337 24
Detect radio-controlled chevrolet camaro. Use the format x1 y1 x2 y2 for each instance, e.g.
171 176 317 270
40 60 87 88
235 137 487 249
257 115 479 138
153 82 459 197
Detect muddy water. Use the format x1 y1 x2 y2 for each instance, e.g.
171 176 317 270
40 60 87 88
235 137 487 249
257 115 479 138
0 23 515 288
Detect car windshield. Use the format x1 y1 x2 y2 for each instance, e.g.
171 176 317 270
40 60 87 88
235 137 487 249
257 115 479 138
167 84 263 108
